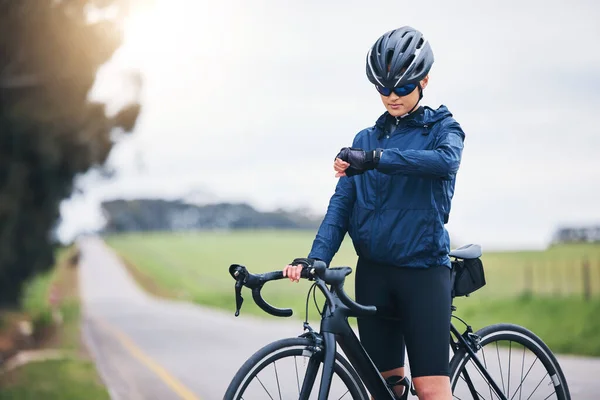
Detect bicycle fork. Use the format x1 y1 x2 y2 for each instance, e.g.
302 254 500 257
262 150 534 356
301 329 401 400
298 332 337 400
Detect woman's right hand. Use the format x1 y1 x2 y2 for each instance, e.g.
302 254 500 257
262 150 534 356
334 157 350 178
283 258 318 283
282 264 303 283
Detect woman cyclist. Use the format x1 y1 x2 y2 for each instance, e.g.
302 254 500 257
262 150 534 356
284 26 465 400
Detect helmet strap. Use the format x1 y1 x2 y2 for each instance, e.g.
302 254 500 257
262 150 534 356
397 85 423 119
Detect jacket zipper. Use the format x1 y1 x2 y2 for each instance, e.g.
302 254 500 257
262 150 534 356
371 121 393 259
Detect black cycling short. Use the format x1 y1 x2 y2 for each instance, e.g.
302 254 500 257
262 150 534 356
355 258 452 378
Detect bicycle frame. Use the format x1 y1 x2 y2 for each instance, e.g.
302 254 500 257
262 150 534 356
306 280 509 400
305 290 396 399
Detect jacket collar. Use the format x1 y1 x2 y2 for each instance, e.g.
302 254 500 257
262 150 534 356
374 105 452 131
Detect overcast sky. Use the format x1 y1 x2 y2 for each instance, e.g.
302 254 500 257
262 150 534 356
58 0 600 250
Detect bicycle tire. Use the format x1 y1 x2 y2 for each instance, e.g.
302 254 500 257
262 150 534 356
224 337 369 400
449 323 570 400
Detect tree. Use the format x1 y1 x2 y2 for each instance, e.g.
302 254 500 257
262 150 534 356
0 0 142 306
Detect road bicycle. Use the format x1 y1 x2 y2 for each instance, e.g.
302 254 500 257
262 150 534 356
224 245 571 399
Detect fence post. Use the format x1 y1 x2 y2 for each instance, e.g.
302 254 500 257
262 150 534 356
524 262 533 296
554 260 562 296
582 258 591 302
598 257 600 297
563 259 568 295
538 260 546 295
597 257 600 298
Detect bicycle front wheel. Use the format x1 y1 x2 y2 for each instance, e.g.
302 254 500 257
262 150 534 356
449 323 570 400
224 337 368 400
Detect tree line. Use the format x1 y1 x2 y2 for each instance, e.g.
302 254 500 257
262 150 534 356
100 199 323 233
552 226 600 244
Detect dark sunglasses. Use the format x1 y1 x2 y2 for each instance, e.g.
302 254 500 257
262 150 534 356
375 83 418 97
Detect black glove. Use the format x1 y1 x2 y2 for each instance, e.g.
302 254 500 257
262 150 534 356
336 147 383 176
290 257 317 268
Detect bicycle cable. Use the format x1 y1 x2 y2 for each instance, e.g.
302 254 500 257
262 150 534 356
304 282 317 324
451 314 470 330
312 282 323 317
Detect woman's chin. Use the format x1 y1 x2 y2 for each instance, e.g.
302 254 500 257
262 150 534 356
387 107 409 117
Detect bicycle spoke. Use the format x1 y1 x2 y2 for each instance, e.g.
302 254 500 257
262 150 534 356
496 341 506 394
453 393 477 400
520 344 525 400
542 391 557 400
481 346 493 400
273 361 282 400
507 341 512 399
255 376 275 400
465 359 503 400
482 345 488 369
509 357 539 400
458 374 487 399
336 389 351 399
294 356 301 395
524 372 549 400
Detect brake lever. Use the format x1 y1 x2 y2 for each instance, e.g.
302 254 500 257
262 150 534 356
229 264 247 317
234 279 244 317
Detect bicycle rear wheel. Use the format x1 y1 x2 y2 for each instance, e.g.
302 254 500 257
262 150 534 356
224 337 368 399
449 323 570 400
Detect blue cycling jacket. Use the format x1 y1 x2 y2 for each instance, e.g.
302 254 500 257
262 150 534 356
308 105 465 268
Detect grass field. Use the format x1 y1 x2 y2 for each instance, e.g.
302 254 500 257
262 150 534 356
0 248 109 400
105 230 600 356
107 230 361 323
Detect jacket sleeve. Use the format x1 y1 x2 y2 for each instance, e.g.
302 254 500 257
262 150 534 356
308 176 356 265
376 121 465 179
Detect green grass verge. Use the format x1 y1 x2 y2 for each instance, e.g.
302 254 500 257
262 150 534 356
18 248 82 350
0 359 109 400
105 231 600 356
0 247 109 399
20 267 55 329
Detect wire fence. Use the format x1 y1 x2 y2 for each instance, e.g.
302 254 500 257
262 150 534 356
479 256 600 300
522 258 600 299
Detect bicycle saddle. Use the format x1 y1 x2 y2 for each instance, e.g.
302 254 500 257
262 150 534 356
449 244 482 259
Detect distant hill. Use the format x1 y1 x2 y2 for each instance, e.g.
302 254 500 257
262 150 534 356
99 199 323 233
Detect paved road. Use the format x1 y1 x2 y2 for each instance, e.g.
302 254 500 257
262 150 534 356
79 237 600 399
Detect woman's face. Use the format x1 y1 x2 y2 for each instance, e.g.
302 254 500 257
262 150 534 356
380 75 429 117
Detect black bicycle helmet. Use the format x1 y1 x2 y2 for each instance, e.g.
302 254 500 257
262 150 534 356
366 26 434 88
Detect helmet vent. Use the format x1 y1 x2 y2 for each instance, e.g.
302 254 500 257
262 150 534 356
385 49 395 68
401 54 415 73
377 38 385 55
416 37 424 49
400 39 410 53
